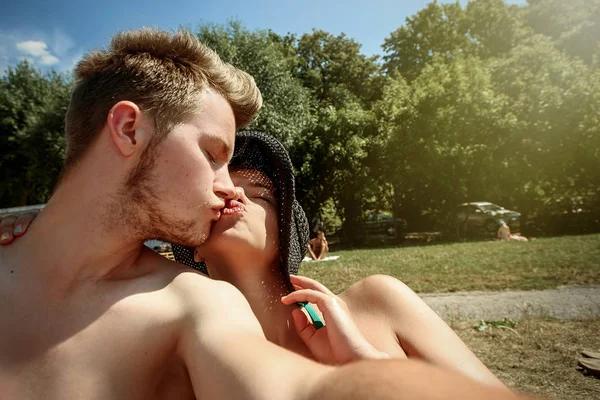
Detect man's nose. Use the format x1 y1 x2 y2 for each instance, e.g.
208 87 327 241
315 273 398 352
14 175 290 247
214 166 236 200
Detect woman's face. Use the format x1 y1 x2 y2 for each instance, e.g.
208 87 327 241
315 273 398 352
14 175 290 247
194 169 280 266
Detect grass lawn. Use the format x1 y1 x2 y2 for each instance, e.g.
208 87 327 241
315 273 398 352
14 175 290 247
300 234 600 294
453 317 600 400
299 235 600 399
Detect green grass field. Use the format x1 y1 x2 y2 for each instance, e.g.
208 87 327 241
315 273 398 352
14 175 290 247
300 234 600 399
300 234 600 294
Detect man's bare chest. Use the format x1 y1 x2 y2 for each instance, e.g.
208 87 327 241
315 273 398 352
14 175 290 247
0 289 193 399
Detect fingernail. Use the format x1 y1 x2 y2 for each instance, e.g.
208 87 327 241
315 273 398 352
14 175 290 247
14 225 22 234
1 233 11 241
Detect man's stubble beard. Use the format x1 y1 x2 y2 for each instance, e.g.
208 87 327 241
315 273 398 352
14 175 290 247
105 144 211 248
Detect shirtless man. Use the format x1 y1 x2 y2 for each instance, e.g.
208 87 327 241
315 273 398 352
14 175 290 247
0 28 525 400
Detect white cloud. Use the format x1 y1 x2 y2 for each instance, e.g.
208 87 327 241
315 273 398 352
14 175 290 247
40 53 60 65
16 40 60 66
17 40 49 57
1 29 81 74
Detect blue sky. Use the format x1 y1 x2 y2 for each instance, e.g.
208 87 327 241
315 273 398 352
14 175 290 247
0 0 526 74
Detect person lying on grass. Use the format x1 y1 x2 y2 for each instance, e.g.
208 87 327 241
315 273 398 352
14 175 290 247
1 131 509 393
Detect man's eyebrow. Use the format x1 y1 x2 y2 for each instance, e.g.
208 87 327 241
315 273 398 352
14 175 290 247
205 134 233 161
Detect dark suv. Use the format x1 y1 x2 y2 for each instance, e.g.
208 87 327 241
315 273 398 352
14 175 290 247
454 202 520 237
364 214 408 237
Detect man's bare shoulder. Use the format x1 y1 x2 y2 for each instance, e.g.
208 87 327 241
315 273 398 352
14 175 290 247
167 265 241 304
147 254 251 322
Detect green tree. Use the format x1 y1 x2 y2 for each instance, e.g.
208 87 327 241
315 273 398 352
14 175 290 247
292 93 379 243
383 0 524 81
0 62 70 207
287 30 383 242
382 1 468 81
292 29 381 105
378 55 510 227
196 21 314 148
526 0 600 64
488 34 596 229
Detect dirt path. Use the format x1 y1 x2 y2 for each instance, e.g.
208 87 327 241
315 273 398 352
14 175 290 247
421 285 600 321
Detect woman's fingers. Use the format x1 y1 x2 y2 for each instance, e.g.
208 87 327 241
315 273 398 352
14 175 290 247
0 211 39 244
0 215 18 244
290 275 336 296
281 288 332 306
13 212 37 237
291 307 316 341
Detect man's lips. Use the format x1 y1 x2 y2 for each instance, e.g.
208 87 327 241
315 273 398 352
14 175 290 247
211 207 222 220
221 199 245 216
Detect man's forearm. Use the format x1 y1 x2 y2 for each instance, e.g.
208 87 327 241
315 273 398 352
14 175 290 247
185 325 522 400
184 331 331 400
309 359 522 400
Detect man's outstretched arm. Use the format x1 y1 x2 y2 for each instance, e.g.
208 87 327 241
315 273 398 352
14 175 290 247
174 272 524 400
176 272 328 400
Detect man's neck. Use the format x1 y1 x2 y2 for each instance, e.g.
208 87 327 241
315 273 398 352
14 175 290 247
9 171 146 297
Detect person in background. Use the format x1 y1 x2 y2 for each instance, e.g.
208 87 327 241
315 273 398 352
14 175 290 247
497 220 511 241
498 220 530 242
308 230 329 260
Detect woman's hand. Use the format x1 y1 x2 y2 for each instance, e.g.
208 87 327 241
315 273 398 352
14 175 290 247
281 275 389 365
0 210 39 244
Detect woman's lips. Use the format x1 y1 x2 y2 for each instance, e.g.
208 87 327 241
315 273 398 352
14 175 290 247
221 199 246 216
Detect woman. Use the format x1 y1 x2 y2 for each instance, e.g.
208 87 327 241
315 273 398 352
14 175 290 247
0 131 507 389
308 230 329 260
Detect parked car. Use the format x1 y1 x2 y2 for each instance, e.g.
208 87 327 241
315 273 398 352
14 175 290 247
331 213 408 245
454 202 520 237
364 214 408 237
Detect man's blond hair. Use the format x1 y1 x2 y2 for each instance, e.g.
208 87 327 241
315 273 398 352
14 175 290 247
64 28 262 171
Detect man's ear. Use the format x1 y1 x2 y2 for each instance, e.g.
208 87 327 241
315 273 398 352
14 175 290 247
107 101 147 157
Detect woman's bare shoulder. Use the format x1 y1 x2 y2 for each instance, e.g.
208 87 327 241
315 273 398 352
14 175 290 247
339 275 414 313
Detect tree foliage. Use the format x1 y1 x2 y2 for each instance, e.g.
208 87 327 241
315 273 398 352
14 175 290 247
196 21 314 148
0 62 71 207
1 3 599 239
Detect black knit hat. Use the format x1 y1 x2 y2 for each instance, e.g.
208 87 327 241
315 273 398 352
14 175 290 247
172 131 309 292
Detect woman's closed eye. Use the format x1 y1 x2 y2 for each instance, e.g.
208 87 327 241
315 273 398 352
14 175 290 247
247 189 276 205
